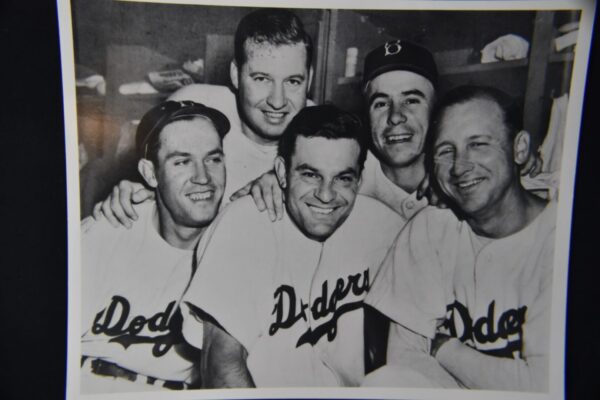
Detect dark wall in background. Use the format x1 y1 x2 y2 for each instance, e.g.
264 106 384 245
71 1 321 79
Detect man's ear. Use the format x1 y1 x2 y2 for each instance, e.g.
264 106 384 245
274 156 288 189
230 60 239 90
138 159 158 188
513 130 531 166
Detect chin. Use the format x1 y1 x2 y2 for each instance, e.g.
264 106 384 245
304 226 336 242
188 209 219 226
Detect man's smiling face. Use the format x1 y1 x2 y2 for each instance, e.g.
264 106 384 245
432 97 518 218
233 41 310 145
276 136 361 242
154 118 226 228
366 70 434 168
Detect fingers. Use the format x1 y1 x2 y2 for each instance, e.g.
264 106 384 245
260 180 285 222
132 187 155 204
272 183 285 221
233 171 284 222
415 173 448 209
250 183 268 213
521 151 543 177
530 155 543 177
98 196 120 228
92 201 108 222
253 172 284 222
429 191 448 209
109 185 133 229
229 182 252 202
260 183 277 222
520 158 535 176
118 181 138 221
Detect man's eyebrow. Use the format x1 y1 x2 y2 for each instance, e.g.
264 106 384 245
402 89 427 99
164 151 191 161
206 148 224 157
368 89 431 106
295 163 318 172
248 71 271 77
286 73 306 80
367 92 389 106
336 167 359 177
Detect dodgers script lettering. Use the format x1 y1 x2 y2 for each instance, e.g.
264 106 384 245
269 269 369 347
444 300 527 358
91 295 178 357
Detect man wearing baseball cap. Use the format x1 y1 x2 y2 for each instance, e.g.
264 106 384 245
80 100 229 393
358 39 439 223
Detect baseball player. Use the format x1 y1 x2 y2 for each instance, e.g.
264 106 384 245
95 38 542 227
226 40 440 223
80 100 229 392
90 8 313 225
364 86 555 391
200 39 542 224
180 105 403 387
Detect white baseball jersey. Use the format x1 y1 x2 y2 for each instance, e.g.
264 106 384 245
221 123 278 202
181 195 402 387
81 201 196 387
366 202 557 391
359 152 428 222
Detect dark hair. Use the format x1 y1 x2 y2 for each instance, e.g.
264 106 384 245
425 85 523 169
234 8 313 69
278 105 369 172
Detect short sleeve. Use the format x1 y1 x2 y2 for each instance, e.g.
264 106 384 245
181 199 272 352
366 208 458 338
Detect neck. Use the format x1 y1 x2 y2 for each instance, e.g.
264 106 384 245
240 121 280 147
380 154 426 194
466 182 547 239
154 204 207 251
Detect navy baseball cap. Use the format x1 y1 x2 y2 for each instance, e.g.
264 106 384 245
136 100 230 158
363 40 438 88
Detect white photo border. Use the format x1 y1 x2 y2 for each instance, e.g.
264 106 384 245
58 0 597 399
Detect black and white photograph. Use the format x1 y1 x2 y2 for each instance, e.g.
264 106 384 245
56 0 596 399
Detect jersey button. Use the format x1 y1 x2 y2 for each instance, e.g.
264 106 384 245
406 200 415 210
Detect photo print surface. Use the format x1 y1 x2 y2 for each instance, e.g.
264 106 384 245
57 0 596 399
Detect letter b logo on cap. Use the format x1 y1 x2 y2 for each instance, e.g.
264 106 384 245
384 40 402 56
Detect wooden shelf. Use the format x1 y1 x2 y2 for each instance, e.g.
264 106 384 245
335 52 572 87
335 59 530 85
440 59 529 76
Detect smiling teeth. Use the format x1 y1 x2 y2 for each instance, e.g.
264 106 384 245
458 178 483 189
188 192 212 201
308 205 335 215
265 111 285 118
386 134 412 143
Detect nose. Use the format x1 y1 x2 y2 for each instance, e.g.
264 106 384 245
192 162 210 185
450 152 475 177
388 101 407 126
266 81 286 110
314 181 336 204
